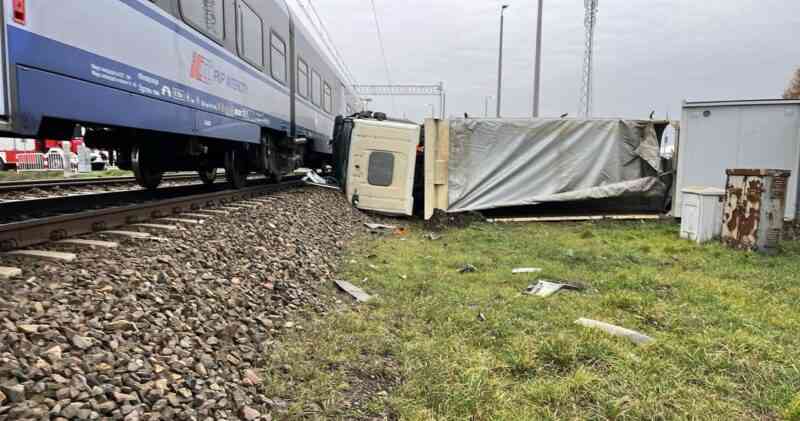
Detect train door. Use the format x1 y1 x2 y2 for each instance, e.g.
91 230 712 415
345 119 419 216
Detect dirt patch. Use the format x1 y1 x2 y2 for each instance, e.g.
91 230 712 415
423 210 485 231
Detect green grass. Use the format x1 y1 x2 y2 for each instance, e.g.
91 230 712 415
0 169 132 181
264 221 800 420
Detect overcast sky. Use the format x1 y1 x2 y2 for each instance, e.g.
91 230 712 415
311 0 800 122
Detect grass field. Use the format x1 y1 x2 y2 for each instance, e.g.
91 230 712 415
264 220 800 420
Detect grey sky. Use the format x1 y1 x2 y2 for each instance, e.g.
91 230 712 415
312 0 800 122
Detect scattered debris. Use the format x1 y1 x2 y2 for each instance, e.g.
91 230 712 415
365 223 406 237
477 313 487 322
458 264 478 274
575 318 654 345
425 233 442 241
524 280 582 297
303 170 340 190
334 280 372 302
513 267 542 274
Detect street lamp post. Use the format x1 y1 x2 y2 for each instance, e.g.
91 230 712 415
532 0 543 118
484 96 493 117
496 4 509 118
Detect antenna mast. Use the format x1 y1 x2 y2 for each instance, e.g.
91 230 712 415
579 0 599 118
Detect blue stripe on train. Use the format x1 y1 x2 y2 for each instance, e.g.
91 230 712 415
8 26 329 142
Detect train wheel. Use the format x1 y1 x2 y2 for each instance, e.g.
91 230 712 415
198 167 217 186
131 145 163 190
224 148 247 189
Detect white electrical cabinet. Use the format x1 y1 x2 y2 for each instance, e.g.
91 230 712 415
674 99 800 221
680 187 725 243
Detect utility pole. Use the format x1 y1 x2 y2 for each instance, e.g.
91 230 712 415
496 4 509 118
532 0 543 118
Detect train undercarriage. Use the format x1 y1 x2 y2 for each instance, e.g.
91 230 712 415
82 127 307 190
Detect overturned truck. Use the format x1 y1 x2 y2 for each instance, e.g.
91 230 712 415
333 116 677 219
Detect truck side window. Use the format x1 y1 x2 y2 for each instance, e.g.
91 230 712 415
368 152 395 187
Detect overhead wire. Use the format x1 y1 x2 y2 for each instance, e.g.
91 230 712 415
307 0 359 87
294 0 358 88
368 0 396 114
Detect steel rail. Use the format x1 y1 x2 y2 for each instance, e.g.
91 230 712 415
0 179 304 251
0 173 204 192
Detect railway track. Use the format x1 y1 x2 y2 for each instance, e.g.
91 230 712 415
0 172 204 192
0 178 303 251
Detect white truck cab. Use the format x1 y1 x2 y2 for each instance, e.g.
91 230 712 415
334 117 421 216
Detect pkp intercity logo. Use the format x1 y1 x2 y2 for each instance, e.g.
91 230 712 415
190 52 212 84
189 52 248 94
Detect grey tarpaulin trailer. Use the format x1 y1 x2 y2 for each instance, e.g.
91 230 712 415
423 118 676 219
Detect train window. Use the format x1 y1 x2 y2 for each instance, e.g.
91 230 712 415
236 1 264 69
311 70 322 106
179 0 225 43
323 82 332 113
297 58 309 99
270 32 287 83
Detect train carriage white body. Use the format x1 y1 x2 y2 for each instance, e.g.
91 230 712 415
0 0 359 184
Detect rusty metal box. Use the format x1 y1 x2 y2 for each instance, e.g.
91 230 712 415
722 169 791 253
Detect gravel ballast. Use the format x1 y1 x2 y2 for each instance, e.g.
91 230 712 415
0 187 367 420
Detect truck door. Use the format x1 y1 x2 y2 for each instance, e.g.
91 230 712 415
346 119 420 216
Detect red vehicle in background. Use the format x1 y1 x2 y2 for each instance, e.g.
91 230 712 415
0 137 85 170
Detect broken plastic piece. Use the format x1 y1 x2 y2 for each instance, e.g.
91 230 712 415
334 280 372 303
524 280 582 297
303 170 340 190
513 268 543 274
575 318 653 345
365 223 398 231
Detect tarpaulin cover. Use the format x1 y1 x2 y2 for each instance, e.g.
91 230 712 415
447 119 667 212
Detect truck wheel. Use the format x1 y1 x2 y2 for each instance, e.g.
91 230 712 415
198 167 218 185
131 145 163 190
225 148 247 189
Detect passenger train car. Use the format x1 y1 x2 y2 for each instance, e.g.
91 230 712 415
0 0 360 187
